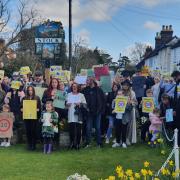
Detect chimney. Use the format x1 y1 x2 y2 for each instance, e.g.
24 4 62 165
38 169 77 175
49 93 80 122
155 32 161 49
144 46 153 58
160 25 173 44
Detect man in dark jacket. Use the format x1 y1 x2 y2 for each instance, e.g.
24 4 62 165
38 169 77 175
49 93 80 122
83 77 105 147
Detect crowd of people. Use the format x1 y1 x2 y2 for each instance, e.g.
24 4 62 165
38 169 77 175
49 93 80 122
0 69 179 154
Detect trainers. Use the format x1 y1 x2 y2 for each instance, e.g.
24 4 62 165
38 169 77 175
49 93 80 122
112 143 120 148
112 139 116 143
4 142 10 147
105 138 110 144
0 142 6 147
122 143 127 148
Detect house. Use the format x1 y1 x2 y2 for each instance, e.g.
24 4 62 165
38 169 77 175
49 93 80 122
137 25 180 73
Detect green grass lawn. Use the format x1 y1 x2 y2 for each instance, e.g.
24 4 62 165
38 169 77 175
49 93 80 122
0 143 168 180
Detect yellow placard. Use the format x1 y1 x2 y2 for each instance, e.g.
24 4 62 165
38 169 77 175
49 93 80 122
11 81 21 90
114 96 128 113
177 85 180 93
23 100 37 119
20 66 31 75
0 70 4 80
50 66 62 76
52 70 71 83
142 97 155 113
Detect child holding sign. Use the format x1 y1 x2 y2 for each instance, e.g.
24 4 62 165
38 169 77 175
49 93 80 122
112 90 128 148
149 108 162 146
41 101 59 154
0 104 14 147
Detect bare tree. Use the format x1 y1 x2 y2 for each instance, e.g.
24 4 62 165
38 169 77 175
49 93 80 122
0 0 38 58
130 42 148 64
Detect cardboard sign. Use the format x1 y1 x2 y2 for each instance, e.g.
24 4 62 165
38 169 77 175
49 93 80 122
0 70 4 80
11 81 21 90
75 76 87 85
100 75 112 93
67 94 81 104
165 109 173 122
53 90 66 109
23 100 37 119
20 66 31 75
80 69 87 76
142 97 155 113
94 65 109 80
34 87 47 100
50 66 62 76
114 96 128 113
0 113 13 138
87 69 94 77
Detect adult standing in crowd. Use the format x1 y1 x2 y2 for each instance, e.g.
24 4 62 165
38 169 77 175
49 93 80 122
2 76 11 93
171 71 180 146
31 71 48 88
151 77 160 106
122 80 137 145
66 83 86 150
84 78 105 147
21 86 41 150
105 83 120 143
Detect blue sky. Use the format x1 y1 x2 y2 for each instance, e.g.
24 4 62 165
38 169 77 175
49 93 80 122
6 0 180 61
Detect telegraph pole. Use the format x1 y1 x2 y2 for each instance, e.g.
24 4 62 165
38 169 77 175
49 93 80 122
69 0 72 71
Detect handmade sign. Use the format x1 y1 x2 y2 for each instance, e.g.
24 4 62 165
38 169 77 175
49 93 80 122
67 94 81 104
87 69 94 77
114 96 128 113
141 66 150 77
0 113 13 138
75 76 87 85
0 70 4 80
100 75 112 93
165 109 173 122
142 97 155 113
80 69 87 76
53 90 66 109
11 81 21 90
94 65 109 80
20 66 31 75
23 100 37 119
177 85 180 97
34 87 47 100
50 66 62 76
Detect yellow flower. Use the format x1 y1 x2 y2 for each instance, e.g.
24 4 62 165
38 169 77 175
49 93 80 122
154 178 160 180
141 169 148 176
154 141 157 145
134 173 140 179
157 138 163 143
148 170 153 176
161 150 166 155
148 142 151 145
125 169 133 177
144 161 150 168
161 168 170 176
172 172 176 178
129 177 134 180
108 176 115 180
116 165 123 174
118 171 124 178
168 160 174 166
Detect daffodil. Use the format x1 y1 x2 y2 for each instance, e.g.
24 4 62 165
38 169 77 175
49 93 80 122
148 142 151 145
125 169 133 177
154 177 160 180
129 176 134 180
116 165 123 174
134 173 140 179
161 150 166 155
144 161 150 168
148 170 153 176
168 160 174 166
141 169 148 176
118 171 124 178
108 176 115 180
157 138 163 143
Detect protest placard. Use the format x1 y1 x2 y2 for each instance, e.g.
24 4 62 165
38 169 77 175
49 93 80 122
0 70 4 80
20 66 31 75
0 113 13 138
142 97 155 113
11 81 21 90
23 100 37 119
87 69 94 77
94 65 109 80
50 66 62 76
75 75 87 85
100 75 112 93
165 109 173 122
53 90 66 109
34 87 47 100
114 96 128 113
80 69 87 76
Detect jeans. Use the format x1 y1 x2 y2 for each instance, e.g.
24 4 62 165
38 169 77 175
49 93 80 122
106 116 114 139
86 113 101 145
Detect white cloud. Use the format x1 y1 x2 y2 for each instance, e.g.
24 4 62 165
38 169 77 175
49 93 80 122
144 21 161 31
78 29 90 44
31 0 127 27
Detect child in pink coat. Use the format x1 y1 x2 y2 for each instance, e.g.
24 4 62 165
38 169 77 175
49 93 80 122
149 108 162 143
